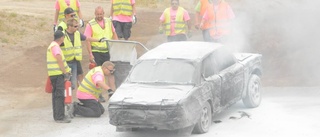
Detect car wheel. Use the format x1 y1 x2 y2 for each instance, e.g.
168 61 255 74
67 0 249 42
193 101 212 134
243 74 261 108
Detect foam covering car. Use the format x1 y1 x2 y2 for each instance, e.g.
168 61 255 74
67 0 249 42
108 41 262 134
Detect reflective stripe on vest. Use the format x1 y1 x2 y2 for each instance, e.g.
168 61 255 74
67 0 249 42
77 67 105 98
164 7 187 36
47 42 71 76
89 18 113 53
112 0 133 16
58 0 79 23
207 1 231 36
61 31 82 61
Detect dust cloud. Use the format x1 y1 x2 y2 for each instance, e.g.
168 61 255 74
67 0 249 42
231 0 320 86
177 0 320 86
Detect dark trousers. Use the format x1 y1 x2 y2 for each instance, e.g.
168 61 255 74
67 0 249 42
167 34 187 42
92 52 110 66
74 99 105 117
50 75 65 121
112 21 132 40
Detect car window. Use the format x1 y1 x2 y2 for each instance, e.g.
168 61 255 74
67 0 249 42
128 59 195 84
214 48 236 71
202 54 216 78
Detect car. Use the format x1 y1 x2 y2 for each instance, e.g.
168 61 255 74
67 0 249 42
108 41 262 134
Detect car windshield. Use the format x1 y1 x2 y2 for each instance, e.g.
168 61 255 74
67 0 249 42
128 59 195 84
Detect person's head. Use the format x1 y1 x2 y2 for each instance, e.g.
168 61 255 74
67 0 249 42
66 18 79 33
95 6 105 22
54 30 65 43
64 7 76 20
171 0 179 10
101 61 115 76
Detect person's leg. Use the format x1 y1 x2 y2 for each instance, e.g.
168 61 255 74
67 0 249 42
76 61 84 86
112 21 123 39
92 52 103 66
67 61 77 90
176 34 187 41
50 75 66 121
123 22 132 40
74 99 104 117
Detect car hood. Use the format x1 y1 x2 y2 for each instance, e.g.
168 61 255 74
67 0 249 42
109 83 194 106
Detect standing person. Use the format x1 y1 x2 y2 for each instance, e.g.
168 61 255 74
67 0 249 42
194 0 212 41
56 7 77 32
61 18 105 90
110 0 136 40
53 0 84 31
200 0 235 42
84 6 118 102
47 30 71 123
72 61 116 117
159 0 191 42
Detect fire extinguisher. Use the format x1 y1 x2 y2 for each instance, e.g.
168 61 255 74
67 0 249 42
45 76 52 93
64 80 72 104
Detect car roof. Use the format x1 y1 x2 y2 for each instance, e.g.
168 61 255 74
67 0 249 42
139 41 223 60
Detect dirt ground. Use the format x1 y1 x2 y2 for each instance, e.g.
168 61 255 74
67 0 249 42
0 0 319 136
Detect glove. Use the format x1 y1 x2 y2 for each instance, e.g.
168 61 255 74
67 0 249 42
109 16 112 20
132 15 137 25
159 26 164 34
108 89 114 97
79 19 84 28
99 37 107 42
63 73 71 80
53 25 57 32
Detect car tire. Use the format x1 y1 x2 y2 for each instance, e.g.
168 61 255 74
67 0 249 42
192 101 212 134
243 74 261 108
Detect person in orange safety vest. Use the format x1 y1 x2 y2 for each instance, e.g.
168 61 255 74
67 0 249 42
200 0 235 42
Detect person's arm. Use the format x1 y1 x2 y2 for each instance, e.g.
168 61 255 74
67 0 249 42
107 75 116 91
96 81 112 91
132 2 136 16
110 0 114 17
55 54 67 74
194 2 201 29
111 24 118 40
76 0 83 19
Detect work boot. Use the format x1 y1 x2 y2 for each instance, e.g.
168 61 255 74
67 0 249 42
55 117 71 123
99 94 106 103
70 102 78 118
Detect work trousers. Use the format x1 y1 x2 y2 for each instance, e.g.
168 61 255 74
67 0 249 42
50 75 65 121
92 52 110 66
167 34 187 42
74 99 105 117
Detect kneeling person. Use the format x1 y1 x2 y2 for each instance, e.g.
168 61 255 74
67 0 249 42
73 61 116 117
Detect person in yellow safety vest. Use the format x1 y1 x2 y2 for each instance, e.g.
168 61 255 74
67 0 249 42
61 18 106 90
72 61 116 117
159 0 192 42
84 6 118 102
47 30 72 123
54 0 84 32
56 7 77 32
194 0 213 41
200 0 235 42
110 0 136 40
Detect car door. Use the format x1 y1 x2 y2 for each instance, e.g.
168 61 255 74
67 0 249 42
215 49 244 107
201 53 222 111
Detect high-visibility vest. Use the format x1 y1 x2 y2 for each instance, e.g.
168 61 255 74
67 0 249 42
89 18 113 53
58 21 67 31
112 0 133 16
61 31 82 61
47 42 71 76
58 0 79 23
163 7 187 36
199 0 211 30
206 1 232 37
78 66 106 99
